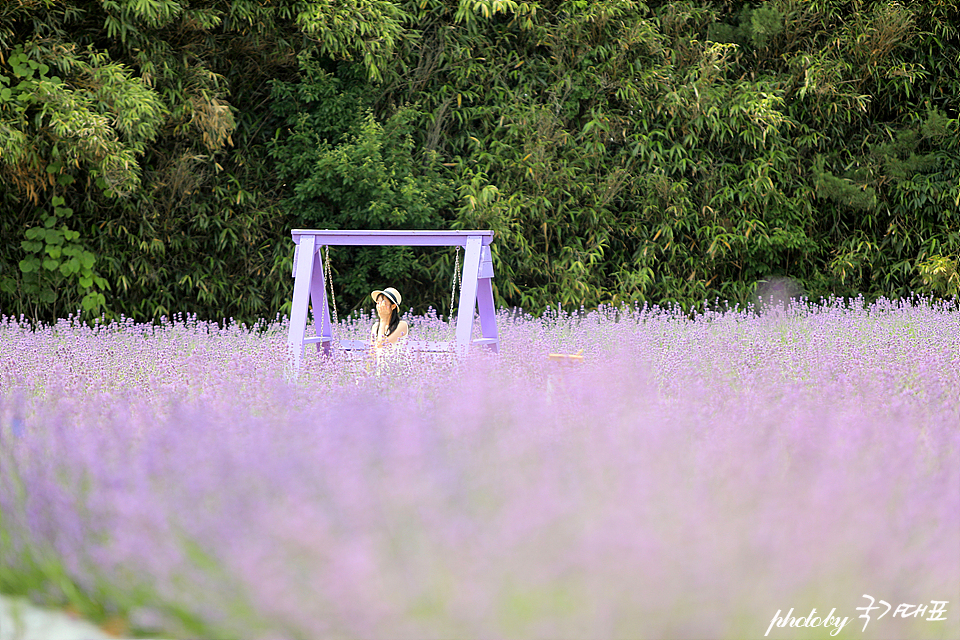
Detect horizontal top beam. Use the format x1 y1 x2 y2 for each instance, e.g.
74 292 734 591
291 229 494 247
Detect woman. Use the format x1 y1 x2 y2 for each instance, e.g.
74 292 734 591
370 287 408 348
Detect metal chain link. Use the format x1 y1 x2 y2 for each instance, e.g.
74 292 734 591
449 245 461 321
324 245 339 335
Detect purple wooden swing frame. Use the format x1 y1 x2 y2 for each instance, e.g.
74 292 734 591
287 230 499 372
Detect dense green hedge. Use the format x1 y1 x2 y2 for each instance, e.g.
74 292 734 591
1 0 958 325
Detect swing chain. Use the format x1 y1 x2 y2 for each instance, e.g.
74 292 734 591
449 245 461 321
325 245 339 335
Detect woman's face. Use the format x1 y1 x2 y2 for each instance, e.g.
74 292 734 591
376 294 396 318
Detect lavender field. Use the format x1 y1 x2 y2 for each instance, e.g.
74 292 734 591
1 298 958 640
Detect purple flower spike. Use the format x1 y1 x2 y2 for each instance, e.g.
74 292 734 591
0 301 957 639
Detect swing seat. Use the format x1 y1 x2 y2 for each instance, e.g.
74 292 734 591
303 337 498 353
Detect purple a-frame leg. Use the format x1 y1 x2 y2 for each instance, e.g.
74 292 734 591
286 230 498 375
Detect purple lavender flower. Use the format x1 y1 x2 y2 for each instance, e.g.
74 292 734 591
0 300 957 639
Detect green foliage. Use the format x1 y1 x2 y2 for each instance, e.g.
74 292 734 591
296 0 411 82
916 255 960 297
0 44 167 199
812 156 879 211
0 35 166 321
0 0 288 324
707 2 786 50
1 0 959 324
270 58 457 312
16 196 108 317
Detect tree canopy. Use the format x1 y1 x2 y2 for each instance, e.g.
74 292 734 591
2 0 958 324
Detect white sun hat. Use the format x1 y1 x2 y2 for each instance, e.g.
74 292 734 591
371 287 402 306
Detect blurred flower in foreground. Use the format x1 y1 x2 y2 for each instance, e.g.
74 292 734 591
0 299 958 639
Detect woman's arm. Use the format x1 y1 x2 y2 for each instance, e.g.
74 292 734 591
385 320 408 344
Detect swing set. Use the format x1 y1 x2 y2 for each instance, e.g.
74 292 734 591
286 230 499 373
